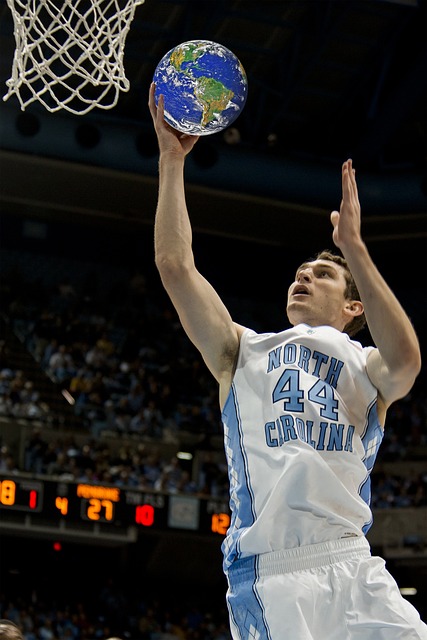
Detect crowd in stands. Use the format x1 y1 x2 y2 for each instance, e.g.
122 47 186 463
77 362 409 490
4 264 222 441
0 361 50 422
0 588 232 639
0 430 229 499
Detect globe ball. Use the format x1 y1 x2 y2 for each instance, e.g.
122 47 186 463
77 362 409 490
153 40 248 136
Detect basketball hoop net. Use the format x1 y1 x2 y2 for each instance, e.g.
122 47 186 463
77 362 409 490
3 0 145 115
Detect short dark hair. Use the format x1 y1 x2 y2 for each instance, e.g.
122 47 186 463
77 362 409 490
313 250 366 337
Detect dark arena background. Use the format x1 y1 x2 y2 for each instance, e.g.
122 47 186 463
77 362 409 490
0 1 426 638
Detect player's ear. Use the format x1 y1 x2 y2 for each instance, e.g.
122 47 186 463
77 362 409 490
343 299 364 319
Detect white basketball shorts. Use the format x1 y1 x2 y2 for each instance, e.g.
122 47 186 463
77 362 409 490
226 537 427 639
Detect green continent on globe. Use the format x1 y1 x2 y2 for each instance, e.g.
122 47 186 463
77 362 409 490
154 39 247 135
194 76 234 126
170 43 200 72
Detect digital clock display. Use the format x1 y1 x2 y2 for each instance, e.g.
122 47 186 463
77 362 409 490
0 477 43 512
0 474 230 536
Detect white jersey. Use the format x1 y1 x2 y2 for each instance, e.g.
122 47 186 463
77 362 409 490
221 323 383 571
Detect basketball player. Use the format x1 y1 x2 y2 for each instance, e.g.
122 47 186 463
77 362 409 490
149 84 426 639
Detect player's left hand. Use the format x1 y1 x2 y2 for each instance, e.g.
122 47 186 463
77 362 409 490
330 159 362 251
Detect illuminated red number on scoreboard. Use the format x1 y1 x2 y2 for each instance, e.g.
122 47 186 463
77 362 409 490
0 479 41 511
135 504 155 526
29 490 38 509
211 512 230 535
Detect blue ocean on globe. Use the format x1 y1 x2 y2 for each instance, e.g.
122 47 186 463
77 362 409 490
153 40 248 136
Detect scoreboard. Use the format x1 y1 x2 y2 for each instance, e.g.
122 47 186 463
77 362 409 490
0 474 231 536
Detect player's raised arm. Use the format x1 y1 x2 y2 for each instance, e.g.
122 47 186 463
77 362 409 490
330 159 421 410
148 84 242 401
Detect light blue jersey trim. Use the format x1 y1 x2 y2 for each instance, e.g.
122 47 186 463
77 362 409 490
360 400 383 534
221 383 256 569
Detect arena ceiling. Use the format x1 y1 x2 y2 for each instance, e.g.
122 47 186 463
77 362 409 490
0 0 426 251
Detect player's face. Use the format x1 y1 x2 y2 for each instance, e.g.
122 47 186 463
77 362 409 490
286 259 351 330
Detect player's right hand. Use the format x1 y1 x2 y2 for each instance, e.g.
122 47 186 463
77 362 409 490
148 83 199 157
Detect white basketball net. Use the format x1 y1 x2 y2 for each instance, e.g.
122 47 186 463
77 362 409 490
3 0 145 115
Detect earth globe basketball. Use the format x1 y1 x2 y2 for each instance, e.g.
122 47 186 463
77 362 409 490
153 40 248 136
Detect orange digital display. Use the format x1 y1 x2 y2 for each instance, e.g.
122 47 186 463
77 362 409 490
84 497 115 521
211 512 230 535
0 479 15 505
74 485 121 522
0 478 42 511
55 496 69 515
0 475 230 535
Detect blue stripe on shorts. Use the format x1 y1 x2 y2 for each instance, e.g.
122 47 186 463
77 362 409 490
227 555 272 640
